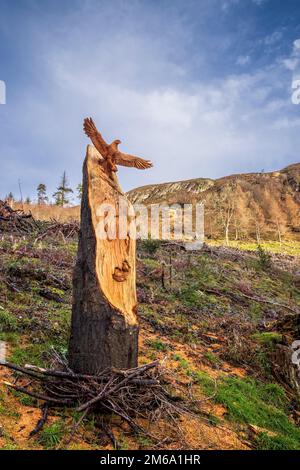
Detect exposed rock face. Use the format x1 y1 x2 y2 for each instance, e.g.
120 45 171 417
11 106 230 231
69 145 138 374
127 178 214 205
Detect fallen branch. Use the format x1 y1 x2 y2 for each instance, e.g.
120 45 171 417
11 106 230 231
29 403 49 437
202 287 299 314
3 381 74 405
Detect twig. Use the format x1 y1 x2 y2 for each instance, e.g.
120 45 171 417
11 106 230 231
56 408 89 449
202 287 299 314
0 361 45 380
77 361 159 412
3 381 74 405
29 403 49 437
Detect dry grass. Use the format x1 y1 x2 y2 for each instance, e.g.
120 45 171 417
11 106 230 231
13 203 80 223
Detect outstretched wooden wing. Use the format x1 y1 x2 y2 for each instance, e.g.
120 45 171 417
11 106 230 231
83 118 108 156
114 151 153 170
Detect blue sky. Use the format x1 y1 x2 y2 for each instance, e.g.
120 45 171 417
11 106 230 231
0 0 300 202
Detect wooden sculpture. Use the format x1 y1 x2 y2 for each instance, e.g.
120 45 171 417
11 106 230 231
83 118 153 175
68 119 153 374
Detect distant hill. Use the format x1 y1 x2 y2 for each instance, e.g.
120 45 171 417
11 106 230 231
127 163 300 241
10 163 300 241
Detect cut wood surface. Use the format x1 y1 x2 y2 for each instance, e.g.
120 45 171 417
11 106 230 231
69 145 138 373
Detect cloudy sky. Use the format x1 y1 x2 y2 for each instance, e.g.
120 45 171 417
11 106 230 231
0 0 300 202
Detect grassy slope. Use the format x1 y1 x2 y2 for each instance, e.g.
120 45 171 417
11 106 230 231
0 236 299 450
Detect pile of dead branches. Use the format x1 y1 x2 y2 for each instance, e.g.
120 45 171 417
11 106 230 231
34 220 79 241
0 200 40 234
0 354 187 446
0 200 79 239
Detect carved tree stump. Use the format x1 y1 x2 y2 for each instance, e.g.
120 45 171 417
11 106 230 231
68 145 138 374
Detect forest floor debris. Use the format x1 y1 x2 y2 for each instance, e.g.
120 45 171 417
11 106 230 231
0 234 299 449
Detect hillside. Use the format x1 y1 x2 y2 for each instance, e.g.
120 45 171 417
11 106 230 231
8 163 300 243
127 163 300 241
0 235 299 450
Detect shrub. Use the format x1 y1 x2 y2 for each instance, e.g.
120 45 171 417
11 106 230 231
256 245 272 269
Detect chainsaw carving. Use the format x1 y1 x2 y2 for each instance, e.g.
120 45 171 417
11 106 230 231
68 120 153 374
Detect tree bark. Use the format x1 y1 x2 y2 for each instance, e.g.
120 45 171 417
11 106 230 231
68 145 138 374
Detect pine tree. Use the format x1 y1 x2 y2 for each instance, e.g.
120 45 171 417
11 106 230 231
53 171 73 206
6 192 14 203
37 183 48 205
76 183 83 201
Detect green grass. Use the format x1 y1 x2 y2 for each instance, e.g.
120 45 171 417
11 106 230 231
37 420 65 449
146 339 170 352
191 370 216 390
9 341 66 367
139 239 161 254
0 307 18 332
0 331 20 345
255 431 300 450
9 344 45 367
12 390 36 407
136 435 155 448
0 391 21 419
1 440 19 450
204 351 221 365
203 413 221 427
249 303 263 323
252 332 283 346
142 258 160 268
208 239 300 255
196 373 300 450
172 353 192 372
118 433 130 450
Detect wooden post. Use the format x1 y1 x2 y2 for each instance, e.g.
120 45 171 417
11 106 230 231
68 145 138 374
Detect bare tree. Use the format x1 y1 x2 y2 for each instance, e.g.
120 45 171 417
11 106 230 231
217 185 236 246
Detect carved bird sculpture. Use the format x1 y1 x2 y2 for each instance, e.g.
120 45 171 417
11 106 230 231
83 117 153 174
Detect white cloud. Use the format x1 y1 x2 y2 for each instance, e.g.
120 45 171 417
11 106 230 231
39 40 298 191
264 30 283 46
236 55 251 66
283 58 299 71
293 39 300 50
282 38 300 81
222 0 268 11
252 0 268 5
221 0 239 12
0 0 299 199
272 117 300 130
